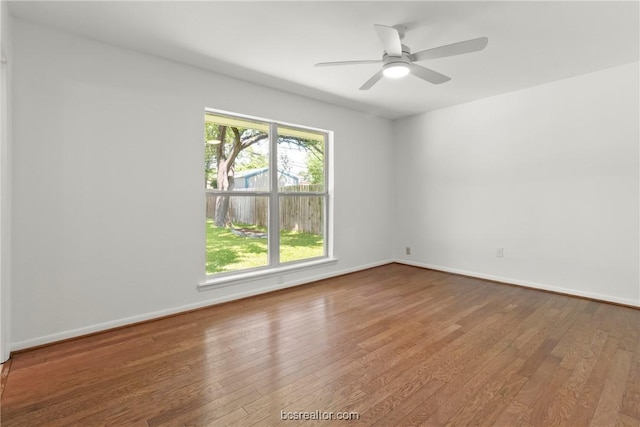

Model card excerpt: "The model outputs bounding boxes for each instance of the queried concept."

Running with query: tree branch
[229,129,268,166]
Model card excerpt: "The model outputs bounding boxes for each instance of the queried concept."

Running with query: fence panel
[229,196,268,228]
[206,184,324,234]
[279,195,323,235]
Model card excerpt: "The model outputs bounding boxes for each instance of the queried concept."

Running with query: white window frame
[199,109,335,290]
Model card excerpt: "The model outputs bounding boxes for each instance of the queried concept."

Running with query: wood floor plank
[493,399,532,427]
[527,365,573,426]
[0,358,11,399]
[590,349,633,427]
[541,329,608,426]
[251,323,463,426]
[567,336,621,426]
[249,323,440,409]
[336,301,533,424]
[1,263,638,426]
[616,413,640,427]
[399,346,522,426]
[621,361,640,420]
[443,356,529,426]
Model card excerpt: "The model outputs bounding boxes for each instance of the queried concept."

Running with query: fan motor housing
[383,46,412,66]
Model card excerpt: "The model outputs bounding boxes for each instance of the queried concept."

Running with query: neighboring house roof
[234,167,268,179]
[235,167,300,187]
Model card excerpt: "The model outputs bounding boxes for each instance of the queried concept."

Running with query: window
[203,110,332,286]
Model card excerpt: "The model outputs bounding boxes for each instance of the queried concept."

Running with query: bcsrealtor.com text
[280,410,360,421]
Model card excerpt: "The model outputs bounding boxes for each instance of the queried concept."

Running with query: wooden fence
[228,196,269,228]
[206,185,324,235]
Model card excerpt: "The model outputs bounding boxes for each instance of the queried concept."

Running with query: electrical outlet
[496,248,504,258]
[405,247,411,255]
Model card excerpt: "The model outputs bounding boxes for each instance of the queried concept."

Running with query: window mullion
[268,122,280,267]
[323,133,329,258]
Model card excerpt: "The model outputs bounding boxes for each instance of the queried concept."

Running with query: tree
[235,146,269,172]
[206,125,268,226]
[303,152,324,185]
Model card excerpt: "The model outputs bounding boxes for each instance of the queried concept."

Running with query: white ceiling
[9,1,640,119]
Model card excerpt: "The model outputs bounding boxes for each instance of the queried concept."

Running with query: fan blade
[359,70,385,91]
[409,63,451,84]
[411,37,488,62]
[315,59,382,67]
[374,24,402,57]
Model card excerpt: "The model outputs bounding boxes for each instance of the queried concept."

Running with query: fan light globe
[383,63,410,79]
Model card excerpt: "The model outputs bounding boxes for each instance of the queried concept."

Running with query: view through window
[204,111,328,276]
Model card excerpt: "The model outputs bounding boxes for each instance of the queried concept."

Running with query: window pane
[205,113,270,192]
[279,195,325,263]
[277,126,325,193]
[206,195,269,274]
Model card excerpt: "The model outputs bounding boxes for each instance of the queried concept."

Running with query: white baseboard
[10,259,393,352]
[395,259,640,308]
[14,257,635,351]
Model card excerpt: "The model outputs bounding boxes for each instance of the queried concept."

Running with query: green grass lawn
[206,219,324,274]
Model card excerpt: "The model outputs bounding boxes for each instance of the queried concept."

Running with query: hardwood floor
[1,263,638,426]
[0,357,10,399]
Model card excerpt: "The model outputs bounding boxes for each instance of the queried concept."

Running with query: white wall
[0,0,13,363]
[11,19,394,349]
[394,62,640,306]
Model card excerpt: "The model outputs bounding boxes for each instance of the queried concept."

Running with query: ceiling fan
[315,24,488,90]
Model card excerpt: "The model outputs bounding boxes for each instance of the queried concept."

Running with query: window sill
[198,258,338,291]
